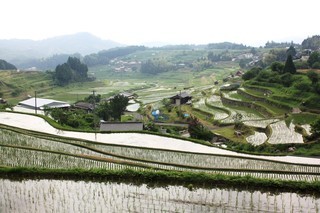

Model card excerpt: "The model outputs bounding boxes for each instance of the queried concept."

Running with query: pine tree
[283,55,296,74]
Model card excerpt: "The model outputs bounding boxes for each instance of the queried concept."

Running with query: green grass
[213,126,247,143]
[2,167,320,194]
[289,113,320,125]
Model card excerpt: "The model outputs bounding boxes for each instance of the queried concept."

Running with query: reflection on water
[1,178,319,212]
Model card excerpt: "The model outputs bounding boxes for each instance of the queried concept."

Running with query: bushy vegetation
[140,59,174,74]
[242,57,320,109]
[188,116,213,141]
[49,94,129,129]
[50,108,97,129]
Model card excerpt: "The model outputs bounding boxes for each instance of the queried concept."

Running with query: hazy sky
[1,0,318,46]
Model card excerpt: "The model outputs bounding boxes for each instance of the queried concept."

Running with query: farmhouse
[73,102,94,112]
[170,92,192,105]
[18,97,70,110]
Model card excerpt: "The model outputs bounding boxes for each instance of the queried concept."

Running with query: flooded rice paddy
[1,178,319,213]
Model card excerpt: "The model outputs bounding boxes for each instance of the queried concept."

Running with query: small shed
[170,92,192,105]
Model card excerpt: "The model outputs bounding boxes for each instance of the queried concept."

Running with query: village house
[170,92,192,105]
[73,102,94,113]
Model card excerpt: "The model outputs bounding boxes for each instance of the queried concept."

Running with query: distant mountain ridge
[0,32,122,65]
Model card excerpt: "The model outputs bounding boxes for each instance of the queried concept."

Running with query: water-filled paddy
[1,178,319,212]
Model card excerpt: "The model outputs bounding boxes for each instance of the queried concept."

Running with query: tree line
[83,46,145,67]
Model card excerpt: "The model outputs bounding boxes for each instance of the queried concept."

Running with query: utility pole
[34,91,37,114]
[179,89,182,117]
[92,90,97,140]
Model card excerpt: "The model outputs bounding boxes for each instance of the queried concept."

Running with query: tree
[85,94,101,104]
[233,112,243,129]
[270,61,284,73]
[286,45,296,58]
[55,63,73,85]
[67,57,88,80]
[280,73,293,87]
[307,71,319,85]
[96,102,111,121]
[307,51,320,67]
[294,80,312,92]
[312,62,320,69]
[54,57,89,85]
[250,47,257,55]
[283,55,296,74]
[239,59,248,69]
[109,94,129,121]
[242,67,261,80]
[311,118,320,138]
[188,116,213,141]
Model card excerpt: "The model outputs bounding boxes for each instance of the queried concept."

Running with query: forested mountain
[0,59,16,70]
[83,46,146,66]
[0,32,122,68]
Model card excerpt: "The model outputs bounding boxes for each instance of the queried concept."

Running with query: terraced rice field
[268,121,304,144]
[243,119,279,128]
[1,113,320,182]
[2,179,320,212]
[246,132,268,146]
[193,98,229,120]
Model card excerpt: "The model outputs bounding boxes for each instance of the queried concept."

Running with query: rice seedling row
[0,146,151,171]
[36,131,320,174]
[2,145,320,182]
[2,126,320,175]
[0,129,107,158]
[2,178,320,212]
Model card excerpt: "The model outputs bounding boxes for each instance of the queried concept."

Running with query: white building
[18,98,70,110]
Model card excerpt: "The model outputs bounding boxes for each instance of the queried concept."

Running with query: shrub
[312,62,320,69]
[294,61,309,69]
[294,80,312,92]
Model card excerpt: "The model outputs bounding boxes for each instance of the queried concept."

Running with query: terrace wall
[220,94,273,118]
[239,87,292,110]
